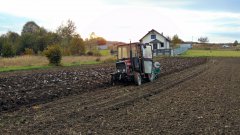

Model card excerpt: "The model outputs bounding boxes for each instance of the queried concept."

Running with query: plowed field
[1,58,240,134]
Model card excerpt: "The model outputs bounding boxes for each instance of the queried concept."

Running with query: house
[139,29,171,56]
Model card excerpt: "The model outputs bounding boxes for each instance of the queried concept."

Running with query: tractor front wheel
[134,72,142,86]
[148,72,155,82]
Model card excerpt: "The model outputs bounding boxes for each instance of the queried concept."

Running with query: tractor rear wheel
[134,72,142,86]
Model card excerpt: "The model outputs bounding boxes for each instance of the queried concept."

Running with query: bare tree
[198,37,209,43]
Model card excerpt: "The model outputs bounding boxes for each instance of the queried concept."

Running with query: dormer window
[151,35,156,39]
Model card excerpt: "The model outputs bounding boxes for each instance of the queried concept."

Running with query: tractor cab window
[118,45,137,59]
[142,45,152,59]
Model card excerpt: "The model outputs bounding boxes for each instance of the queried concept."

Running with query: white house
[140,29,171,52]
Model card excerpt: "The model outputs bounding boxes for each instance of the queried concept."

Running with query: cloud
[182,0,240,13]
[0,0,239,43]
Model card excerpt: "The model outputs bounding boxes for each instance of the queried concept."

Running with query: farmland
[182,50,240,57]
[0,57,206,112]
[1,57,240,134]
[0,55,113,72]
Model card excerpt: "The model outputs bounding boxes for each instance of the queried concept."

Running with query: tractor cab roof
[117,42,140,47]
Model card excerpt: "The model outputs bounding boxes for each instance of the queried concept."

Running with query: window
[161,43,164,48]
[142,46,153,59]
[117,44,138,59]
[151,35,156,39]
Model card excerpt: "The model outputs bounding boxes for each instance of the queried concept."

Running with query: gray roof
[139,29,171,42]
[150,39,163,44]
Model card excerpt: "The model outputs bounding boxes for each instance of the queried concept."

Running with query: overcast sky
[0,0,240,43]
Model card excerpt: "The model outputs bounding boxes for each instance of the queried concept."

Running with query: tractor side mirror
[154,62,161,68]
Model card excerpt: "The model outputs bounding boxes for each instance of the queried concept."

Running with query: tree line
[0,20,106,57]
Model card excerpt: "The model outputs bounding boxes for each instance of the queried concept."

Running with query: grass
[0,65,51,72]
[0,55,115,72]
[99,50,110,56]
[181,50,240,57]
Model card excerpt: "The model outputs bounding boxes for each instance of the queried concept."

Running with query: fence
[172,47,189,55]
[153,47,189,56]
[153,49,172,56]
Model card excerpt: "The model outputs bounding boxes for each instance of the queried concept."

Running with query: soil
[1,58,239,134]
[0,57,206,112]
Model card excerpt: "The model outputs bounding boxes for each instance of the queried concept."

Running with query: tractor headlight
[123,69,126,72]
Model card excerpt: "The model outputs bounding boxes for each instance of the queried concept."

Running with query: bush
[87,51,94,56]
[2,43,14,57]
[102,57,116,63]
[24,48,34,55]
[95,57,101,62]
[94,51,102,56]
[44,45,62,66]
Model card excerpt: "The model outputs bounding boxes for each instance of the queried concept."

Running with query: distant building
[98,45,108,50]
[140,29,170,50]
[222,45,230,48]
[140,29,171,56]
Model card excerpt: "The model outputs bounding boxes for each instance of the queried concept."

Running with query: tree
[69,35,86,55]
[96,37,107,45]
[22,21,40,35]
[2,42,14,57]
[233,40,238,46]
[45,32,61,46]
[56,19,76,40]
[0,35,6,55]
[198,37,209,43]
[6,31,20,54]
[6,31,20,43]
[171,34,182,48]
[85,32,103,51]
[17,33,37,54]
[56,19,78,55]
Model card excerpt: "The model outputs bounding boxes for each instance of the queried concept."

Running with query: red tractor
[111,43,161,85]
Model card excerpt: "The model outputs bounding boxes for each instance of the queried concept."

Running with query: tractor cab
[111,43,160,85]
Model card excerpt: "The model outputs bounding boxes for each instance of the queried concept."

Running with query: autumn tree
[96,37,107,45]
[85,32,107,52]
[171,34,182,48]
[69,35,86,55]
